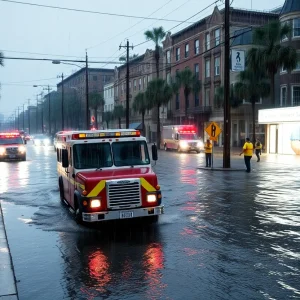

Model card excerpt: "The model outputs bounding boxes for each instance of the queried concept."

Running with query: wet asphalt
[0,143,300,300]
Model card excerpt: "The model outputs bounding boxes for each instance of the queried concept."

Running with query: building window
[281,64,287,73]
[134,79,137,91]
[205,88,210,106]
[143,77,146,89]
[214,56,220,76]
[166,50,171,63]
[93,75,97,81]
[294,55,300,71]
[205,32,210,51]
[176,47,180,61]
[147,75,150,83]
[166,72,171,84]
[194,39,200,55]
[194,64,199,79]
[281,21,289,41]
[185,43,189,58]
[139,78,142,90]
[292,86,300,106]
[176,93,179,110]
[215,28,220,46]
[280,86,287,107]
[205,59,210,78]
[293,18,300,37]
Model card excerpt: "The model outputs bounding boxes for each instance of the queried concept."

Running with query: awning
[129,122,143,130]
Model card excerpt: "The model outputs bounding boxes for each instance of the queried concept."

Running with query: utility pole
[223,0,231,168]
[23,104,25,130]
[28,99,31,134]
[120,40,133,129]
[85,51,89,130]
[58,73,64,130]
[36,95,38,134]
[47,86,51,135]
[17,106,20,130]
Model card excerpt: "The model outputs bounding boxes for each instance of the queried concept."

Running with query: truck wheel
[164,144,168,151]
[75,198,83,224]
[196,150,200,154]
[22,155,26,161]
[59,178,64,201]
[145,215,158,224]
[177,147,181,153]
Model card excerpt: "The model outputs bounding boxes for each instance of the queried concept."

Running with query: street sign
[231,49,245,72]
[205,122,222,139]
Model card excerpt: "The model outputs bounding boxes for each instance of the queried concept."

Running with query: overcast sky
[0,0,284,119]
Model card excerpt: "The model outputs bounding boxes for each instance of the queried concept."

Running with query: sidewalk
[0,201,18,300]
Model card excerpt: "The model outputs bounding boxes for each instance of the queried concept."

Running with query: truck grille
[106,179,141,210]
[6,147,18,154]
[188,142,197,147]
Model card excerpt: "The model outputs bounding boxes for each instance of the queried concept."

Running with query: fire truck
[0,132,26,161]
[162,125,204,153]
[56,129,163,224]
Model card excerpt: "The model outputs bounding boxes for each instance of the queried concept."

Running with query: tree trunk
[94,107,98,129]
[251,98,256,143]
[118,117,121,128]
[184,91,189,124]
[270,74,275,106]
[156,104,161,149]
[142,112,145,137]
[155,46,160,78]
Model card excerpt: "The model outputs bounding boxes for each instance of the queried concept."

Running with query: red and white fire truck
[56,129,163,224]
[0,132,27,161]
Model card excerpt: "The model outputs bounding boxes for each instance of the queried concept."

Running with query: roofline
[57,67,114,87]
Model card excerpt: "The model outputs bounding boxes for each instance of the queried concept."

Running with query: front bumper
[0,154,25,160]
[82,205,164,222]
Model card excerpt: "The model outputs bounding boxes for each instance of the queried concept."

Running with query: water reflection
[59,225,165,299]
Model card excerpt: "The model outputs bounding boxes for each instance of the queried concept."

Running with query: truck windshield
[179,133,197,140]
[0,137,23,145]
[73,142,113,169]
[112,141,150,167]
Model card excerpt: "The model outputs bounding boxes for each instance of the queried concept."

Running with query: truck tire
[59,178,64,201]
[177,146,181,153]
[164,143,168,151]
[21,155,26,161]
[145,215,159,224]
[75,197,83,224]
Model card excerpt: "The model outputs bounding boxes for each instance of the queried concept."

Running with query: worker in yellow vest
[239,137,253,173]
[255,139,263,162]
[204,139,213,167]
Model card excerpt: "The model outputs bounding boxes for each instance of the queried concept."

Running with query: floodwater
[1,143,300,299]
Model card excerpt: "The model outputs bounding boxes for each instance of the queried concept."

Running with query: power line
[0,0,196,23]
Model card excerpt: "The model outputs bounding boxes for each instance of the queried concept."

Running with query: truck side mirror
[62,149,69,168]
[151,144,158,161]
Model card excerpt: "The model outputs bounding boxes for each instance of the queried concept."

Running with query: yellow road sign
[205,122,222,139]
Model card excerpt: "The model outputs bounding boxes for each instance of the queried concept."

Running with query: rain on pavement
[0,142,300,300]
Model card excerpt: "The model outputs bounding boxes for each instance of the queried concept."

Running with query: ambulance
[56,129,163,224]
[162,125,204,153]
[0,132,26,161]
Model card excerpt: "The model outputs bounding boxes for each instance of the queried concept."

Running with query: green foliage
[133,92,148,136]
[113,105,124,128]
[103,111,113,129]
[214,85,243,109]
[89,91,104,110]
[0,51,4,67]
[173,68,201,118]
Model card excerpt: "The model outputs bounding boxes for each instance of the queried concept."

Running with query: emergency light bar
[71,130,141,140]
[0,132,21,138]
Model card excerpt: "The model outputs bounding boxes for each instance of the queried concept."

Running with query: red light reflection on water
[143,242,166,299]
[180,169,197,185]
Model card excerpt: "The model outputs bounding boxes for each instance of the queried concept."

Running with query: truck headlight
[197,142,203,148]
[90,199,101,208]
[0,147,5,155]
[179,141,188,149]
[19,146,26,153]
[44,139,50,145]
[147,194,157,203]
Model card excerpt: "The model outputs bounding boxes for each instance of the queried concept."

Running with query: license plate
[9,155,16,158]
[120,211,134,219]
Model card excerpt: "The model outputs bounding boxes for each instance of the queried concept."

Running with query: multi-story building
[114,49,162,142]
[57,68,114,130]
[162,5,278,146]
[259,0,300,155]
[102,81,114,129]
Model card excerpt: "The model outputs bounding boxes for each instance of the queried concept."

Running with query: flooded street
[1,143,300,299]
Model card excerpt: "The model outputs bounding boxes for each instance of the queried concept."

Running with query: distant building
[102,82,114,129]
[57,68,114,130]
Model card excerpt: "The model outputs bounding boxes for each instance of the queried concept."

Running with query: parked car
[32,134,52,146]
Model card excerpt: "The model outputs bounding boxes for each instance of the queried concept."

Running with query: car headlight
[0,147,5,155]
[90,199,101,208]
[44,139,50,145]
[197,142,203,148]
[179,141,188,148]
[19,146,26,153]
[147,194,157,203]
[35,140,41,145]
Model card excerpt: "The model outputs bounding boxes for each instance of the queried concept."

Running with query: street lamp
[52,52,89,130]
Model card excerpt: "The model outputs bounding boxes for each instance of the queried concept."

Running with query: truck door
[67,145,75,209]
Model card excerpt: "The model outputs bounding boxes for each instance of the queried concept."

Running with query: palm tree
[113,105,125,128]
[173,68,201,122]
[144,27,166,78]
[234,68,270,142]
[247,20,297,104]
[132,92,148,136]
[214,85,243,109]
[102,111,113,129]
[146,78,173,148]
[89,91,105,129]
[119,54,138,62]
[0,51,4,97]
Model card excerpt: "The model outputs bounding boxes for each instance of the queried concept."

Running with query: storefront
[258,106,300,155]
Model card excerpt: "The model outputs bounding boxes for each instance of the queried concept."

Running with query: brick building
[114,49,162,141]
[162,6,278,145]
[57,68,114,130]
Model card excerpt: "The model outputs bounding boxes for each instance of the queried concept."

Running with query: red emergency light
[178,125,196,134]
[0,132,21,138]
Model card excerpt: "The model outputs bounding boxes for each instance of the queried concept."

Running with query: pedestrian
[255,139,262,162]
[204,139,212,167]
[239,137,253,173]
